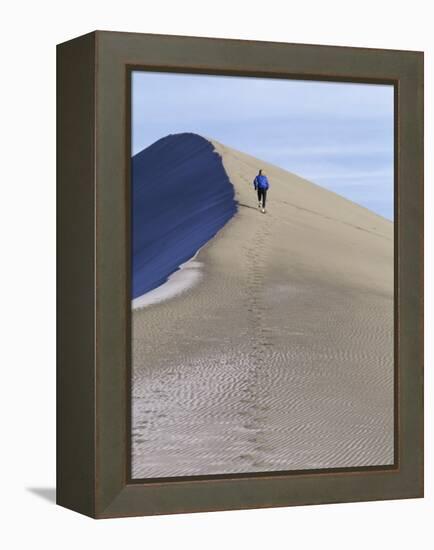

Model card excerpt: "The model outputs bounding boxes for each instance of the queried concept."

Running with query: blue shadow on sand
[132,133,237,300]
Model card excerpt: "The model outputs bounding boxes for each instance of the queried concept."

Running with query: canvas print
[130,71,394,479]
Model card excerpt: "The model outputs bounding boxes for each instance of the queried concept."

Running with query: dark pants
[257,188,267,207]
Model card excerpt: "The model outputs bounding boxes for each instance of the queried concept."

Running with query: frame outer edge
[56,31,97,518]
[397,50,424,498]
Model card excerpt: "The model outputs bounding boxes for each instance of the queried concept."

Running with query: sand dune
[131,133,394,478]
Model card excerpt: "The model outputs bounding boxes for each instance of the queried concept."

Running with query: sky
[132,71,394,220]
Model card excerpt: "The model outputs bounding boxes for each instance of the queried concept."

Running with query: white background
[1,1,431,548]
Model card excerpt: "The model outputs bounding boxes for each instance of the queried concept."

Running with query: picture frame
[57,30,423,519]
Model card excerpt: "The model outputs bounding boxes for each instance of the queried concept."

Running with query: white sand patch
[132,255,203,310]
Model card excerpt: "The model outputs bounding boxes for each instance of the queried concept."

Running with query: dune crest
[131,133,237,301]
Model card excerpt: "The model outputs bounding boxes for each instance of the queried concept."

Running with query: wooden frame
[57,30,424,519]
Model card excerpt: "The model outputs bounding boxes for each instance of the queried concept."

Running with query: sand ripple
[132,207,393,478]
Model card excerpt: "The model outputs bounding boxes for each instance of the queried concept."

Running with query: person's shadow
[237,202,258,211]
[27,487,56,504]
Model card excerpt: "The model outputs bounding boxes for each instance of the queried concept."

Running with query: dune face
[132,133,237,300]
[131,133,394,478]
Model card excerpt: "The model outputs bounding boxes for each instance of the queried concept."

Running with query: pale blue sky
[132,71,394,220]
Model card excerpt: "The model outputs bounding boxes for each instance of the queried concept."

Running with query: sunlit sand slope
[132,133,394,478]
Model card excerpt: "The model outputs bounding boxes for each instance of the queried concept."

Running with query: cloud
[258,144,393,158]
[301,169,392,181]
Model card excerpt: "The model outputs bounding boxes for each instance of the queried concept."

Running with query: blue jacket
[254,174,269,190]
